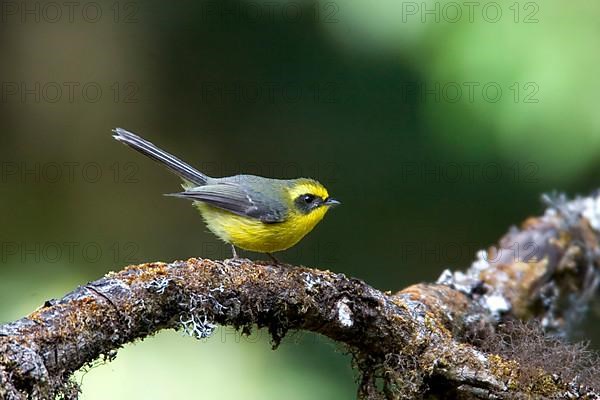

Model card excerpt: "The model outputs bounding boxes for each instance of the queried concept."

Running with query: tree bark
[1,193,599,399]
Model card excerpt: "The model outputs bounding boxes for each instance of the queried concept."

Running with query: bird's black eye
[295,193,321,213]
[301,194,316,204]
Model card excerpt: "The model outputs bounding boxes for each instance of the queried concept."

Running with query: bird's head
[287,179,340,215]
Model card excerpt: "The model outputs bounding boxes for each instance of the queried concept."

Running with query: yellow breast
[194,202,329,253]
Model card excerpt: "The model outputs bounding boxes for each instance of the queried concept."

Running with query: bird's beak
[324,198,341,207]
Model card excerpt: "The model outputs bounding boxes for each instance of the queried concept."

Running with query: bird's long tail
[112,127,208,186]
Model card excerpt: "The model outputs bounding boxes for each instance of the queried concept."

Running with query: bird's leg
[225,245,250,267]
[266,252,280,264]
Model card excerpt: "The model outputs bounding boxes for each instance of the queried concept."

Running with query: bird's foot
[224,257,252,267]
[225,245,251,267]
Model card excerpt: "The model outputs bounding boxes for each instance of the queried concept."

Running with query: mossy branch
[1,193,600,399]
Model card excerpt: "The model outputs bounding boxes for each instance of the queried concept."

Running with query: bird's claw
[224,257,252,267]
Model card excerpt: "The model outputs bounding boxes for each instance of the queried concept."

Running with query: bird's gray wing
[167,183,287,223]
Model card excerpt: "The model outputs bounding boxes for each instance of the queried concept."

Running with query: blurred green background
[1,0,599,398]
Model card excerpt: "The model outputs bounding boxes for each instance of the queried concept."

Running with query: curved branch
[1,193,600,399]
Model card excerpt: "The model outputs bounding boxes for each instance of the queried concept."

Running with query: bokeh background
[1,0,599,398]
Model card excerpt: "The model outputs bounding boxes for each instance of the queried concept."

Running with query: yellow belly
[194,202,329,253]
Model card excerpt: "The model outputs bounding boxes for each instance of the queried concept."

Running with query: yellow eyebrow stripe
[286,180,329,200]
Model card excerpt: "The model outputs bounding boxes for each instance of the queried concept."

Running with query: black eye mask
[294,193,323,214]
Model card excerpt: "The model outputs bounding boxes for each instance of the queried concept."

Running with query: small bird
[112,128,340,261]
